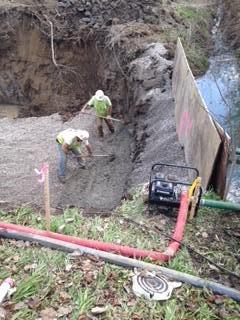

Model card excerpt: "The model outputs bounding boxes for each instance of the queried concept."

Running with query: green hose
[200,198,240,211]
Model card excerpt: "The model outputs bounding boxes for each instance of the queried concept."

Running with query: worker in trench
[82,89,115,137]
[56,128,93,183]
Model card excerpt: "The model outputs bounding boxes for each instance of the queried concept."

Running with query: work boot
[105,119,114,134]
[97,126,104,138]
[58,176,66,184]
[110,127,115,134]
[77,158,86,169]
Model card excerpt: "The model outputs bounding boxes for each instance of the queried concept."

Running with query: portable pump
[151,174,174,198]
[148,163,200,209]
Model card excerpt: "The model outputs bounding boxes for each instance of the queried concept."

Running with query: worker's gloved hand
[106,115,111,119]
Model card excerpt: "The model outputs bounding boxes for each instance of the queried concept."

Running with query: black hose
[123,217,240,279]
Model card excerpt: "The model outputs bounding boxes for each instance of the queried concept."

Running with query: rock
[40,307,57,320]
[57,306,72,317]
[58,1,69,8]
[77,7,85,12]
[84,11,91,17]
[65,263,73,271]
[202,231,208,238]
[91,306,108,315]
[82,17,91,23]
[57,224,66,233]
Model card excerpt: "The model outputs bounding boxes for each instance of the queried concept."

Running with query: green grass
[0,193,169,251]
[164,300,178,320]
[0,238,239,319]
[11,308,37,320]
[153,3,215,75]
[168,247,197,276]
[177,6,202,22]
[13,266,52,302]
[71,288,95,319]
[0,190,240,319]
[176,5,214,74]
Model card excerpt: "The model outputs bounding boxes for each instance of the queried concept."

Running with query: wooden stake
[43,165,51,231]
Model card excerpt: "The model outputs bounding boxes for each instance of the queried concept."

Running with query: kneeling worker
[56,128,92,183]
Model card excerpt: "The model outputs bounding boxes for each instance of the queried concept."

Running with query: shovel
[75,153,116,162]
[80,111,124,123]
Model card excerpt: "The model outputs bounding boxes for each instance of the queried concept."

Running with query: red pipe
[0,193,189,261]
[164,192,189,257]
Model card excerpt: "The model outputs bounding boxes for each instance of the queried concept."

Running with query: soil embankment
[0,1,186,210]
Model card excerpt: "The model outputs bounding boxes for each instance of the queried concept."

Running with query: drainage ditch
[0,7,185,210]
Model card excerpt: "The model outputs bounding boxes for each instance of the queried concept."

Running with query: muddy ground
[0,42,185,210]
[0,1,186,210]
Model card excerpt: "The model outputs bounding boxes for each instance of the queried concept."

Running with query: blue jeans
[57,143,81,177]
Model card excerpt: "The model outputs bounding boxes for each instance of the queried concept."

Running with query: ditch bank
[0,41,185,210]
[0,4,185,210]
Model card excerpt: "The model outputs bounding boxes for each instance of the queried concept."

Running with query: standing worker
[56,128,92,183]
[82,90,115,137]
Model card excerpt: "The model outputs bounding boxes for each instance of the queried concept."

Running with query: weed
[191,302,219,320]
[71,288,95,319]
[119,188,145,218]
[13,266,53,302]
[164,299,177,320]
[11,308,37,320]
[202,189,222,200]
[156,4,215,75]
[168,247,197,275]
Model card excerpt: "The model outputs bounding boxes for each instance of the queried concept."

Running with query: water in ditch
[196,8,240,202]
[0,104,19,119]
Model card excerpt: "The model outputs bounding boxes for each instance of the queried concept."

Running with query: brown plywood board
[172,38,222,189]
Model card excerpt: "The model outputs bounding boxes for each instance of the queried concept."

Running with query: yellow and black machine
[148,163,202,218]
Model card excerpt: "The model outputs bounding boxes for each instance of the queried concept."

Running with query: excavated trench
[0,10,185,211]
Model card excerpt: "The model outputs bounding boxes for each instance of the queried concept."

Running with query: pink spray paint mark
[34,164,49,184]
[178,111,193,139]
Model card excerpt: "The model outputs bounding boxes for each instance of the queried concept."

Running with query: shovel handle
[80,111,123,123]
[75,154,112,158]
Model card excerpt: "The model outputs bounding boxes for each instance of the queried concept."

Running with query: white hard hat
[95,89,104,101]
[76,130,89,141]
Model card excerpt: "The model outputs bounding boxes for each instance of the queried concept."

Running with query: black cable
[123,217,240,279]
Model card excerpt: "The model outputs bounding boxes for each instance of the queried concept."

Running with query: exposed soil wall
[0,10,126,119]
[0,39,184,210]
